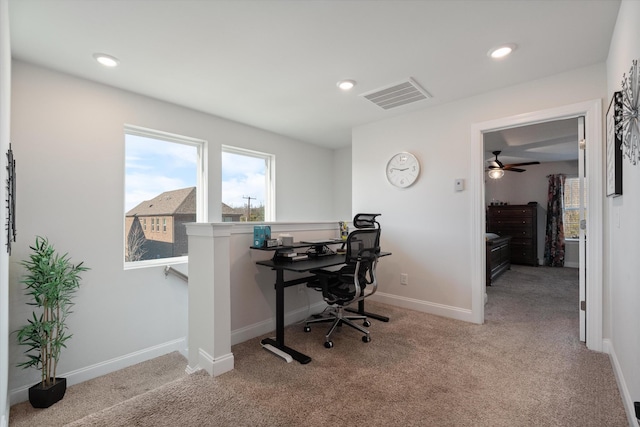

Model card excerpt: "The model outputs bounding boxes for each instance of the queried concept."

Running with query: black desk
[253,243,390,364]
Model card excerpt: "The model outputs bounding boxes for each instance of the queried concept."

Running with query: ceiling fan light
[488,169,505,179]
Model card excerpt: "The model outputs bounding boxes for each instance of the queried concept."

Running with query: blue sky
[125,134,265,212]
[221,152,266,208]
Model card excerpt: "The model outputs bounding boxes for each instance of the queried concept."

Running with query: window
[124,126,206,266]
[563,177,586,240]
[221,146,274,222]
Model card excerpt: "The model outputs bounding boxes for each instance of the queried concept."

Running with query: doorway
[482,117,584,340]
[469,100,604,352]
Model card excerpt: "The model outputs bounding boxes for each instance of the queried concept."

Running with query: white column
[185,223,234,376]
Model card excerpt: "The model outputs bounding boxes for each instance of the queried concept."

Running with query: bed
[486,233,511,285]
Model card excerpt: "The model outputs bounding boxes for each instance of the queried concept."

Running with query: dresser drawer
[488,207,533,218]
[489,217,533,227]
[511,248,536,265]
[489,227,533,238]
[510,239,533,249]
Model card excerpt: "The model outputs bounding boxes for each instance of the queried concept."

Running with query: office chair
[304,226,380,348]
[345,213,389,322]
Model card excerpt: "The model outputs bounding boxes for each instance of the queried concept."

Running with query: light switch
[454,178,465,192]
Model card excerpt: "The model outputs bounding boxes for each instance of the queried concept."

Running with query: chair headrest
[353,213,381,229]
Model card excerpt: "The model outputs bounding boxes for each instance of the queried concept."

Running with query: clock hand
[390,167,409,171]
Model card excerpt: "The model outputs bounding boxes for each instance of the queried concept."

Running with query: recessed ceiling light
[93,53,119,67]
[488,44,517,59]
[337,79,356,91]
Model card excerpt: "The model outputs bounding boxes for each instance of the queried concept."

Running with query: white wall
[485,160,579,266]
[1,0,11,423]
[353,63,605,320]
[333,146,352,220]
[485,161,578,207]
[605,0,640,421]
[8,61,340,399]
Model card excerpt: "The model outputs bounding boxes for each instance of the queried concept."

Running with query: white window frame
[124,125,208,269]
[221,145,275,222]
[563,176,583,242]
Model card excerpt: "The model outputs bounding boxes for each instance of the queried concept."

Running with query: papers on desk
[275,251,309,262]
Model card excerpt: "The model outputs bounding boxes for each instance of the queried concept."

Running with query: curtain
[544,174,565,267]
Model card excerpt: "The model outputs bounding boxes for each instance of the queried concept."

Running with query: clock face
[386,152,420,188]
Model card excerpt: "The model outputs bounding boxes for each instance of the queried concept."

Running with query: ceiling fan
[487,150,540,173]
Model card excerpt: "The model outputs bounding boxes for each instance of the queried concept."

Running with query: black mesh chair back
[352,213,381,253]
[337,228,379,301]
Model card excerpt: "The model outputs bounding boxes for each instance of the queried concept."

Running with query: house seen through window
[124,127,205,265]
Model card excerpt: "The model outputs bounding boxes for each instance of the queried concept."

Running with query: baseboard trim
[1,399,8,427]
[370,293,474,323]
[191,349,234,377]
[230,301,327,345]
[604,339,638,426]
[9,337,186,404]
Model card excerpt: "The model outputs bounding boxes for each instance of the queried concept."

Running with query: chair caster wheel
[324,341,334,348]
[304,326,311,333]
[362,335,371,343]
[363,320,371,327]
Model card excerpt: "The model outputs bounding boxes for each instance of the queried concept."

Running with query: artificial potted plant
[15,236,89,408]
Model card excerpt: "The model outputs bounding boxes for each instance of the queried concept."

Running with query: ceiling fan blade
[503,161,541,167]
[504,167,526,172]
[490,151,504,168]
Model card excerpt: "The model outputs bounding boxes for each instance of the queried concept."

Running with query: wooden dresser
[487,203,539,266]
[486,236,511,285]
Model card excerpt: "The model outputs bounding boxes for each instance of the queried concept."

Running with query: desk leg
[345,300,390,322]
[261,269,312,364]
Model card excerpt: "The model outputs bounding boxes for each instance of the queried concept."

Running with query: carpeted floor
[10,265,629,426]
[9,351,189,426]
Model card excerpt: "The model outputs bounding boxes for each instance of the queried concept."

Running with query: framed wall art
[617,59,640,165]
[6,143,16,253]
[606,91,623,197]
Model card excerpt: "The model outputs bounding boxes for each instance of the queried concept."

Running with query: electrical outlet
[298,285,305,294]
[400,273,408,285]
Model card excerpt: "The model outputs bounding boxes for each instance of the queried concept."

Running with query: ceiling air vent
[360,77,432,110]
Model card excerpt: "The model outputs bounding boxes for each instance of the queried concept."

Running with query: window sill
[124,256,188,270]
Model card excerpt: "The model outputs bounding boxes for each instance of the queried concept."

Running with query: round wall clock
[617,58,640,165]
[386,152,420,188]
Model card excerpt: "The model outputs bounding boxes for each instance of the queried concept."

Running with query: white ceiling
[484,117,580,165]
[8,0,620,152]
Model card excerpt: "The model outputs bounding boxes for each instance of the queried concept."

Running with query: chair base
[304,306,371,347]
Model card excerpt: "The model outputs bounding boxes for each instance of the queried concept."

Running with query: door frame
[470,99,603,352]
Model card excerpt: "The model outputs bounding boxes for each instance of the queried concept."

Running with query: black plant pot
[28,377,66,408]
